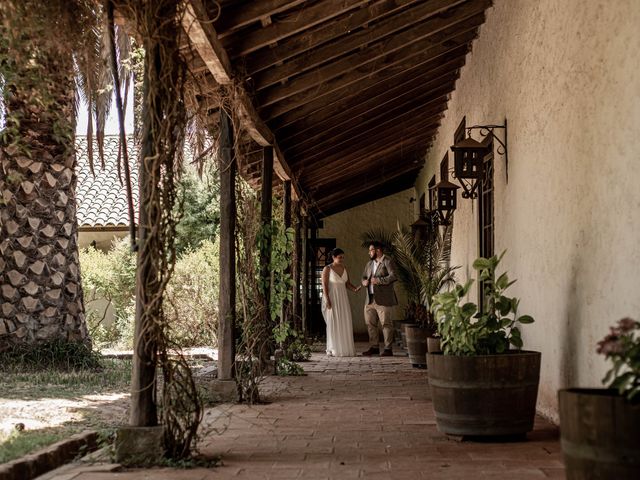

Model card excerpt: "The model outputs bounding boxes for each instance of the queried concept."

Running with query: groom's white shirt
[368,255,384,295]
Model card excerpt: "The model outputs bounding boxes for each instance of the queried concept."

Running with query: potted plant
[428,251,539,437]
[392,219,457,367]
[558,318,640,479]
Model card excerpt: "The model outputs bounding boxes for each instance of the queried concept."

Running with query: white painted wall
[415,0,640,421]
[318,190,415,335]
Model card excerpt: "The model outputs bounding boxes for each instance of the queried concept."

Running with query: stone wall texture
[319,190,415,335]
[415,0,640,421]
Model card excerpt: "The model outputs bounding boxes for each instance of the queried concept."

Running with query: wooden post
[260,147,274,316]
[130,45,160,428]
[282,180,292,325]
[292,202,302,331]
[301,214,308,336]
[218,109,236,380]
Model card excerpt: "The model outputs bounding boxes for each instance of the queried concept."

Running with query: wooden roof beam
[214,0,307,37]
[298,128,437,182]
[289,92,452,161]
[260,31,475,121]
[257,3,490,106]
[244,0,427,76]
[252,0,467,89]
[271,45,468,129]
[182,0,299,199]
[280,71,460,149]
[223,0,371,58]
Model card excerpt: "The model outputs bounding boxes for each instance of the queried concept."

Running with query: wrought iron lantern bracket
[466,119,508,181]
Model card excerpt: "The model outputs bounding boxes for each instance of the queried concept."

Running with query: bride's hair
[330,248,344,259]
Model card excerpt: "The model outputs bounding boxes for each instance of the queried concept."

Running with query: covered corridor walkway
[42,345,564,480]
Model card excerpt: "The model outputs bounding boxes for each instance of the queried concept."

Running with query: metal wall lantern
[431,179,459,226]
[450,120,508,199]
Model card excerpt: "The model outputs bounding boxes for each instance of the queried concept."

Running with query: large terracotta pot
[405,325,429,368]
[427,350,541,436]
[558,388,640,479]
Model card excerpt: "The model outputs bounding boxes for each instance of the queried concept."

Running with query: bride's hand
[326,300,332,310]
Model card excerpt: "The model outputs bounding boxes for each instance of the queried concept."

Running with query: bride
[321,248,361,357]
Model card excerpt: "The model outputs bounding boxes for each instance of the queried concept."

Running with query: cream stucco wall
[415,0,640,422]
[318,190,415,335]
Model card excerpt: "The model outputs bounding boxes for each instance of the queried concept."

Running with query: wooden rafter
[243,0,426,76]
[181,0,300,199]
[298,129,437,183]
[251,0,466,90]
[280,72,459,151]
[214,0,307,38]
[256,4,489,107]
[223,0,370,57]
[287,94,448,162]
[260,31,475,121]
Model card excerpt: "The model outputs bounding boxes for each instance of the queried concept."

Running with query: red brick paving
[41,344,565,479]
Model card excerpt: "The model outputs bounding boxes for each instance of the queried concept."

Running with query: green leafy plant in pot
[428,251,540,437]
[558,318,640,479]
[392,219,456,367]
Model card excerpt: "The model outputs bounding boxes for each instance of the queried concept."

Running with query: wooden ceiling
[184,0,492,218]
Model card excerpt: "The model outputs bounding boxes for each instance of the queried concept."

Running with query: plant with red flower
[597,317,640,401]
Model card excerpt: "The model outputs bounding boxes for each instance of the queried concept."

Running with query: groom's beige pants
[364,301,394,350]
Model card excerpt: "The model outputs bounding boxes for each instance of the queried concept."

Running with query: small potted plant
[558,318,640,479]
[404,302,436,368]
[428,251,539,437]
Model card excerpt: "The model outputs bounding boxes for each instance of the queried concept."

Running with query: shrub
[164,239,219,347]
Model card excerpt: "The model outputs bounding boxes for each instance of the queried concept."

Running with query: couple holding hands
[321,241,398,357]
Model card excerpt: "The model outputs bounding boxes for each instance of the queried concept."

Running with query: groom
[361,241,398,357]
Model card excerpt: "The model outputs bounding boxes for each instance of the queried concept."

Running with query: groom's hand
[371,277,380,285]
[361,279,369,286]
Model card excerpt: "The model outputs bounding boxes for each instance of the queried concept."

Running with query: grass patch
[0,427,70,464]
[0,358,132,400]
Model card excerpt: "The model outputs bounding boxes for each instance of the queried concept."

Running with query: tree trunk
[0,4,89,348]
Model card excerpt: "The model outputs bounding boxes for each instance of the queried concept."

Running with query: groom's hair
[370,241,383,250]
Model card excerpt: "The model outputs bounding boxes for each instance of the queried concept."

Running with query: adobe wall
[318,189,415,335]
[415,0,640,421]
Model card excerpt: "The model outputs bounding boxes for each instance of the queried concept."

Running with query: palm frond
[360,228,395,255]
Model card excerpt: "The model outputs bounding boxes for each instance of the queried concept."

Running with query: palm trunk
[0,5,89,348]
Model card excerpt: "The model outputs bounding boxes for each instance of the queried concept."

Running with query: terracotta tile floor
[42,343,565,479]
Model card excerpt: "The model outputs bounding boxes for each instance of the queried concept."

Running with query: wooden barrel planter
[426,350,541,436]
[427,336,441,353]
[405,325,429,368]
[400,321,417,350]
[558,388,640,479]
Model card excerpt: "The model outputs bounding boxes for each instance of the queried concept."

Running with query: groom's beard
[369,252,376,260]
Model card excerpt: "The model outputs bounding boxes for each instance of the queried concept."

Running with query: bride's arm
[321,266,332,309]
[345,269,362,293]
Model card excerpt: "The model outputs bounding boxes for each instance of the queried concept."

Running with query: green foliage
[257,200,295,323]
[0,428,68,464]
[80,237,136,349]
[174,170,220,256]
[80,236,219,349]
[0,339,102,371]
[431,251,535,356]
[597,318,640,402]
[276,358,305,376]
[273,323,311,362]
[164,239,219,347]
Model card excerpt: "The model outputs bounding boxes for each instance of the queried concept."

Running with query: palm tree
[0,0,129,348]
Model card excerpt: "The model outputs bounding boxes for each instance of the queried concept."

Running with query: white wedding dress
[322,268,356,357]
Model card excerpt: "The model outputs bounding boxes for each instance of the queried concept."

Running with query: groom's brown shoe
[362,347,380,356]
[380,349,393,357]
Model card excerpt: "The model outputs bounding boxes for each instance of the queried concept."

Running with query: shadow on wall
[557,254,581,394]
